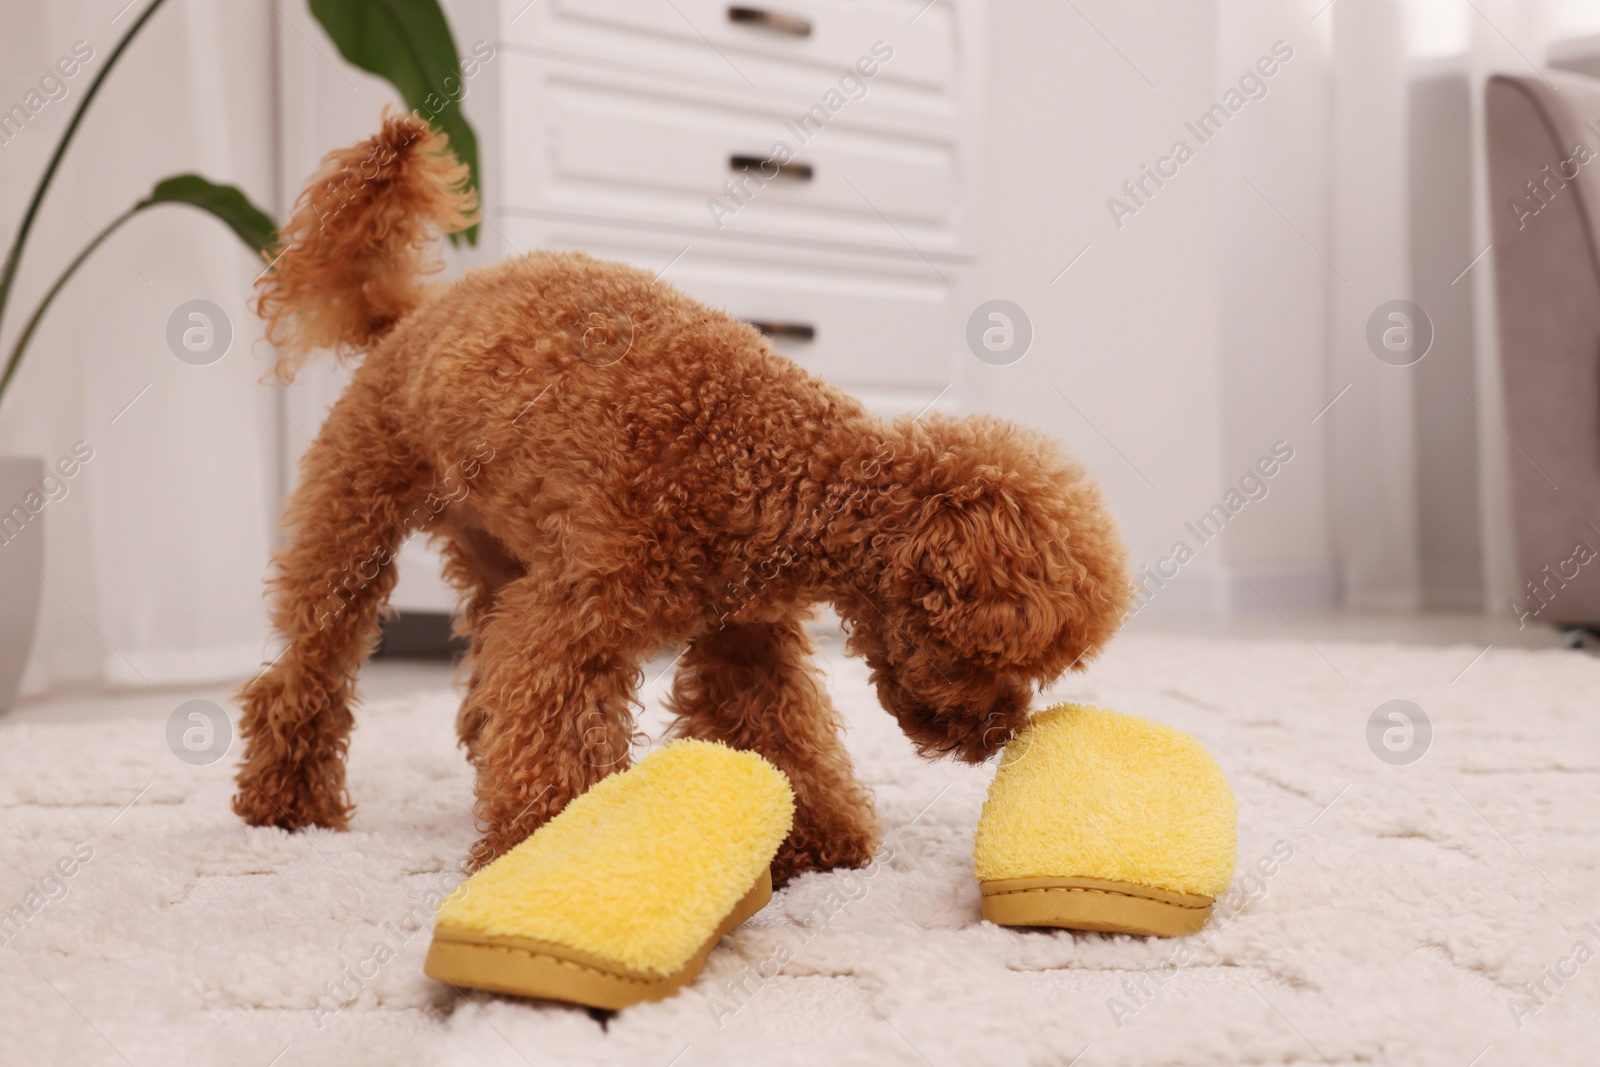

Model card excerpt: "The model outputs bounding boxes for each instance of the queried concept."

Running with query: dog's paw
[232,776,350,832]
[771,821,880,886]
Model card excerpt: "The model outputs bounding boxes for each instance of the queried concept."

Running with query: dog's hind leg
[233,375,428,832]
[435,521,528,765]
[665,614,881,884]
[462,576,646,869]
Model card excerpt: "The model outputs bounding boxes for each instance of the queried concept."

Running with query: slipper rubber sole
[980,875,1213,938]
[424,868,772,1009]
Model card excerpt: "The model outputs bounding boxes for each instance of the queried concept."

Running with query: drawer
[497,216,968,417]
[499,56,966,256]
[502,0,963,102]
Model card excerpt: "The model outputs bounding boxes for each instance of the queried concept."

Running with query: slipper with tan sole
[973,703,1237,938]
[425,739,794,1008]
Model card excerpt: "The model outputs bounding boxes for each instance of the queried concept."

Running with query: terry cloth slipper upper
[973,703,1237,937]
[425,739,795,1008]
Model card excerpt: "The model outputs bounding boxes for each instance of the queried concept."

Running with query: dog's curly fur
[232,113,1131,884]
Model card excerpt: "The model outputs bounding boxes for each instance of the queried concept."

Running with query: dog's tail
[255,110,478,382]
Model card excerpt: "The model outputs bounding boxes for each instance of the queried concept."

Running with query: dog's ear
[889,479,1043,653]
[843,546,1033,763]
[888,473,1126,677]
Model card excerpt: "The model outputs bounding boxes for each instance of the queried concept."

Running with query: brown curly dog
[232,113,1130,884]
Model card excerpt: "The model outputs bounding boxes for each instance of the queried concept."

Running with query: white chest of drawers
[489,0,986,417]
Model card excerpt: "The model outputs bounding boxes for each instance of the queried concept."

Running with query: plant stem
[0,0,170,410]
[0,203,149,401]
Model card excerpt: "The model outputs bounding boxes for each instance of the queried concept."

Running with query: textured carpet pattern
[1,634,1597,1066]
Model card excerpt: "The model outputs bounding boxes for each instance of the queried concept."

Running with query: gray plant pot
[0,456,44,713]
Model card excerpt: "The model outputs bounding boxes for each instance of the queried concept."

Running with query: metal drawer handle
[745,320,816,341]
[727,6,812,37]
[729,154,814,181]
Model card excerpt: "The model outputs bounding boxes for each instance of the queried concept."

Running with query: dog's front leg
[665,615,880,884]
[461,577,644,869]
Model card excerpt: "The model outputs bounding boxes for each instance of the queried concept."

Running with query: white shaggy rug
[2,633,1597,1066]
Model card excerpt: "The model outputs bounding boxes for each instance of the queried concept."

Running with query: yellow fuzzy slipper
[424,740,794,1008]
[974,703,1236,938]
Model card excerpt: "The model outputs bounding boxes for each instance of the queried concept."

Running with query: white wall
[8,0,1494,701]
[979,0,1338,617]
[1215,0,1336,602]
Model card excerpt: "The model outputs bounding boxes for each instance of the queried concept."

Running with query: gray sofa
[1487,72,1600,627]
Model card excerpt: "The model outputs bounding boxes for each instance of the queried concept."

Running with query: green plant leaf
[309,0,481,245]
[2,175,278,403]
[146,175,278,255]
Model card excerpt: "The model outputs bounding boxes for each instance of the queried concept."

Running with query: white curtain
[1331,0,1562,611]
[0,0,279,693]
[1465,0,1549,612]
[1329,0,1421,611]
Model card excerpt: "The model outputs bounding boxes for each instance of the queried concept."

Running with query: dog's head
[839,415,1129,763]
